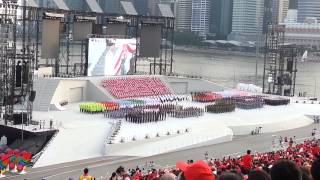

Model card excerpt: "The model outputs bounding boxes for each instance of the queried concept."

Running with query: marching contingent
[79,91,292,124]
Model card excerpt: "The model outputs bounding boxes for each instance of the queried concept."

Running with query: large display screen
[87,38,136,76]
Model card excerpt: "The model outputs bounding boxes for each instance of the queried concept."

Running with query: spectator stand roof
[120,1,138,16]
[53,0,69,10]
[22,1,175,22]
[84,0,103,13]
[157,4,174,18]
[26,0,38,7]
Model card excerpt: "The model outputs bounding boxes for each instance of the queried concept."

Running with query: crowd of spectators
[78,138,320,180]
[102,77,171,99]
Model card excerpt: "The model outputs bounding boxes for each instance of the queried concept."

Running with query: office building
[298,0,320,23]
[229,0,265,41]
[176,0,192,31]
[210,0,233,39]
[278,0,289,23]
[191,0,210,38]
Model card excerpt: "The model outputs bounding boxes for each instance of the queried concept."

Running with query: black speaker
[12,113,28,125]
[93,24,103,35]
[287,59,293,72]
[284,89,291,96]
[29,91,36,102]
[16,63,22,87]
[4,96,15,105]
[277,76,283,85]
[22,61,29,84]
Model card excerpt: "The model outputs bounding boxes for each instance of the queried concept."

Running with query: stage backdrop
[41,19,60,59]
[87,38,136,76]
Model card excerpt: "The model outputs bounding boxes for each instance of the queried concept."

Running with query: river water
[173,50,320,98]
[37,45,319,98]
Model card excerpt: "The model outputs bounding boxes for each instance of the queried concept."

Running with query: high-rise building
[210,0,233,39]
[284,0,298,23]
[272,0,280,22]
[289,0,297,9]
[263,0,273,34]
[278,0,289,23]
[176,0,192,31]
[191,0,210,38]
[298,0,320,23]
[229,0,265,41]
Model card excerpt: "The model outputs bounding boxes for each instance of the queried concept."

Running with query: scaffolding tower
[263,24,298,96]
[0,0,18,124]
[0,0,35,125]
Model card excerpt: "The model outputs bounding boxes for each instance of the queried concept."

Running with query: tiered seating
[102,77,171,99]
[103,138,320,180]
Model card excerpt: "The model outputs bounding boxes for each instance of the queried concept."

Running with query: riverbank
[174,46,263,58]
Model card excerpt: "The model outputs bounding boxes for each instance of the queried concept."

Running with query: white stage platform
[31,99,320,167]
[33,105,112,168]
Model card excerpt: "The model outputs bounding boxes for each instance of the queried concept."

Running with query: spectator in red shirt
[131,170,141,180]
[242,150,253,173]
[176,160,215,180]
[148,169,158,180]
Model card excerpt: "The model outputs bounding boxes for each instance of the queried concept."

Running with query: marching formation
[79,91,291,123]
[235,96,264,109]
[170,106,204,118]
[125,110,167,123]
[205,99,236,113]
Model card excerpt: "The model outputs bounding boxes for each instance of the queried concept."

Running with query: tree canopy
[173,31,202,46]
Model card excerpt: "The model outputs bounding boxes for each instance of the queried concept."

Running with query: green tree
[173,31,202,46]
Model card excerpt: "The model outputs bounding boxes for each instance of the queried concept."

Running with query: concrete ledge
[229,115,314,135]
[104,123,233,157]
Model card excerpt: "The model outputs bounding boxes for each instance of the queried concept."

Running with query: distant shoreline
[174,46,263,58]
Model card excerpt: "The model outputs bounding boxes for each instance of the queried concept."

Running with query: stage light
[117,16,124,20]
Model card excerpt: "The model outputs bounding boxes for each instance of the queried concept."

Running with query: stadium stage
[24,75,320,167]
